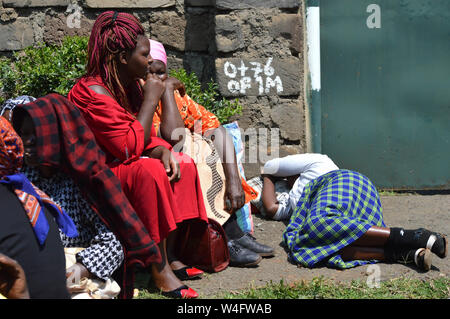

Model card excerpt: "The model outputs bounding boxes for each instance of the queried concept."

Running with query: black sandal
[425,233,448,259]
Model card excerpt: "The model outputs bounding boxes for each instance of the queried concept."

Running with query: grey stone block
[150,12,186,51]
[0,8,18,22]
[0,18,34,51]
[84,0,175,8]
[215,15,244,53]
[270,14,303,54]
[270,102,303,141]
[185,0,214,6]
[3,0,69,7]
[216,57,301,97]
[216,0,300,10]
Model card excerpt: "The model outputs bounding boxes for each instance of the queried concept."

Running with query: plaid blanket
[283,169,386,269]
[12,94,161,298]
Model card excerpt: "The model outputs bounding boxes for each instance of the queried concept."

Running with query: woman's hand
[224,175,245,213]
[145,146,181,182]
[0,253,30,299]
[66,262,90,282]
[164,77,186,97]
[139,73,166,105]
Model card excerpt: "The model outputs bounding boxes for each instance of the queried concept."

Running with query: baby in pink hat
[149,39,167,67]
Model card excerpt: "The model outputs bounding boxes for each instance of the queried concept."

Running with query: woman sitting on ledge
[69,11,209,298]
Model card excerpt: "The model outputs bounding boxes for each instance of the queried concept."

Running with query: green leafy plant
[0,36,88,104]
[169,68,242,124]
[0,36,241,124]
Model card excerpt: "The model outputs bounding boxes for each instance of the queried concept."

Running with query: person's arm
[84,78,170,162]
[137,73,167,145]
[145,145,181,182]
[261,174,279,218]
[205,126,245,213]
[0,253,30,299]
[158,77,186,146]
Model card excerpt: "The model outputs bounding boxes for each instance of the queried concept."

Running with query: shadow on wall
[183,0,217,89]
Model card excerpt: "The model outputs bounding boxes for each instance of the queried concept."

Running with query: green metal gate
[310,0,450,190]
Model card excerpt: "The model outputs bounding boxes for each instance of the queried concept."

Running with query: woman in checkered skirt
[261,159,447,271]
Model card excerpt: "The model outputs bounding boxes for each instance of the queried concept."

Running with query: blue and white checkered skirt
[283,169,386,269]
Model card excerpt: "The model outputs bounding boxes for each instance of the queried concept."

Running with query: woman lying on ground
[148,39,274,267]
[3,94,161,299]
[69,11,210,298]
[260,154,447,271]
[0,115,76,299]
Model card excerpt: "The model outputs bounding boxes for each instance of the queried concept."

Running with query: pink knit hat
[149,39,167,66]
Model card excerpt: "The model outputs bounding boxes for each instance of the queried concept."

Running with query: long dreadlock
[86,11,145,112]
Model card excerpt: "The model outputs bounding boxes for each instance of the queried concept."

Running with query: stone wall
[0,0,306,178]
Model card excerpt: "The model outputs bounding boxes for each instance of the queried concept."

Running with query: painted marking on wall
[224,58,283,95]
[306,6,321,91]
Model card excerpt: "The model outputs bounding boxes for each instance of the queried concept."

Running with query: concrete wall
[0,0,307,178]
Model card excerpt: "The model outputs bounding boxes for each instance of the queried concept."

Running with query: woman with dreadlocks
[68,11,207,299]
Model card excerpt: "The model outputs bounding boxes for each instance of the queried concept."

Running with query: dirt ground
[186,194,450,298]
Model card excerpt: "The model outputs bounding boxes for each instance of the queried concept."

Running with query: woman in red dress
[68,11,207,298]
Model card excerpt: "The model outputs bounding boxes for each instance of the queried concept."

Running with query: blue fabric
[1,173,78,246]
[223,121,253,233]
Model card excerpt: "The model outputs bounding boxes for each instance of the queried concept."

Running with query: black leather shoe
[228,240,262,267]
[235,233,275,257]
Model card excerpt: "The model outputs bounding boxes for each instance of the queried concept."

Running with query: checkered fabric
[247,176,291,217]
[23,166,124,281]
[12,94,161,298]
[283,169,386,269]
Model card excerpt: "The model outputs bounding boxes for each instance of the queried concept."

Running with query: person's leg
[223,214,245,240]
[349,226,390,247]
[349,225,447,258]
[223,214,275,265]
[150,239,183,291]
[340,246,385,261]
[149,239,198,298]
[340,245,432,271]
[341,225,443,271]
[114,160,198,297]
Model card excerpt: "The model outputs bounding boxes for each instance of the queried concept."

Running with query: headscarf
[149,39,167,66]
[11,94,161,299]
[0,95,36,122]
[0,116,78,245]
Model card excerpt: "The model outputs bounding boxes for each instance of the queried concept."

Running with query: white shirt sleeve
[272,192,292,220]
[263,154,339,213]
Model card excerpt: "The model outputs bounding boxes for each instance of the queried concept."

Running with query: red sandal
[173,267,204,281]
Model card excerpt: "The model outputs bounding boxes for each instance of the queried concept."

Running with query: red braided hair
[86,11,145,111]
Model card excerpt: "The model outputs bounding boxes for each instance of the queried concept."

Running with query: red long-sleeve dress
[68,76,207,243]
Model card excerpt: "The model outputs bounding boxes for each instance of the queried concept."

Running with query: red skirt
[110,152,208,244]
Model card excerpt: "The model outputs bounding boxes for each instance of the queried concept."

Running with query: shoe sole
[230,256,262,268]
[441,235,448,258]
[259,252,276,258]
[422,249,432,271]
[428,234,448,259]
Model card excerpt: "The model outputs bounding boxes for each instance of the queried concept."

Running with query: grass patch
[133,275,449,299]
[219,277,450,299]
